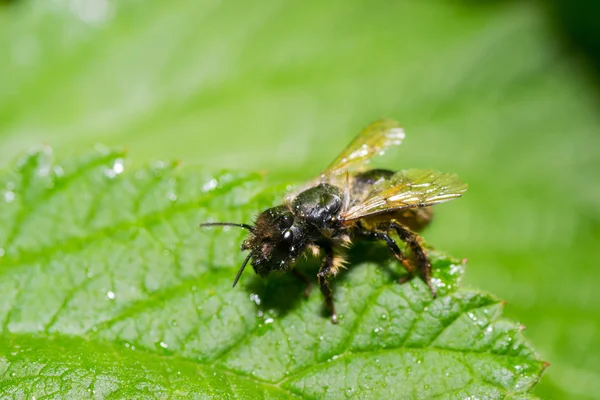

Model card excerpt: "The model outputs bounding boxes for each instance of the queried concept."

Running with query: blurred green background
[1,0,599,398]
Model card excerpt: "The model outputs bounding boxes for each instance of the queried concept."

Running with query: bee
[201,119,467,323]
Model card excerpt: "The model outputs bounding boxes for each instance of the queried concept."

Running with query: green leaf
[0,148,546,398]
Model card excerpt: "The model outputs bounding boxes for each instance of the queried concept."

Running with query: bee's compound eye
[275,213,294,229]
[282,229,293,243]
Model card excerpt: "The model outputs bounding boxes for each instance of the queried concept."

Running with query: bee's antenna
[232,253,252,288]
[199,222,255,232]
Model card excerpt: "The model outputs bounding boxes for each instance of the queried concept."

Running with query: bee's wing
[321,119,406,180]
[341,169,467,222]
[286,119,405,205]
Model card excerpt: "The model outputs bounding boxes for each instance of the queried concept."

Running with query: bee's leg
[389,221,436,298]
[317,244,337,324]
[292,269,312,298]
[361,228,415,282]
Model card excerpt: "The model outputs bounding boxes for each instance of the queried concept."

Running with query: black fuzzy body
[243,169,432,287]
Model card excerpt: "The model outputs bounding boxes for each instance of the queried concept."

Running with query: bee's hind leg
[360,228,415,283]
[388,221,437,298]
[316,244,338,324]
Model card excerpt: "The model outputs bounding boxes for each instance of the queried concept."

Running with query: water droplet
[159,341,168,349]
[250,293,261,305]
[0,248,5,257]
[114,159,125,173]
[264,318,274,324]
[380,314,388,320]
[319,336,324,341]
[4,191,15,203]
[167,192,178,202]
[104,159,123,178]
[106,291,116,300]
[124,343,130,348]
[202,178,218,192]
[171,320,178,327]
[431,277,445,288]
[449,264,461,275]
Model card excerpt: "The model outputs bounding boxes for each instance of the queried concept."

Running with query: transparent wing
[341,169,467,222]
[286,119,405,203]
[321,118,406,180]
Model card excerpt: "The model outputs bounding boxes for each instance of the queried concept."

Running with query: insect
[201,119,467,323]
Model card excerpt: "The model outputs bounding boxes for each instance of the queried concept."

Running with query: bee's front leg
[316,244,338,324]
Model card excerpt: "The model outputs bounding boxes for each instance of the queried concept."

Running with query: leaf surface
[0,149,546,398]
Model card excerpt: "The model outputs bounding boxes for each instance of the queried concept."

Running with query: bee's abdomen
[359,207,434,232]
[351,169,434,232]
[350,169,394,203]
[390,207,434,232]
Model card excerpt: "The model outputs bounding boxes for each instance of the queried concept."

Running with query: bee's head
[243,205,306,279]
[200,205,306,287]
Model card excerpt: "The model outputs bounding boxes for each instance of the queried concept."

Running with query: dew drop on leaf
[202,178,218,192]
[104,158,124,178]
[249,293,261,305]
[3,191,15,203]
